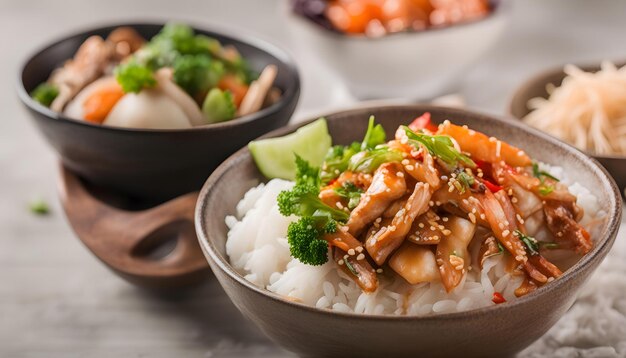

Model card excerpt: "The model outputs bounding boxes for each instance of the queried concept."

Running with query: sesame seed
[489,137,497,143]
[468,213,476,223]
[442,217,449,222]
[441,175,448,180]
[356,246,363,253]
[418,223,425,228]
[405,165,414,171]
[356,253,365,260]
[430,226,436,231]
[338,259,344,265]
[442,229,452,236]
[336,202,344,209]
[348,249,356,256]
[429,201,434,207]
[402,159,410,165]
[511,197,518,204]
[435,201,442,206]
[498,223,504,230]
[397,172,404,178]
[468,129,476,135]
[502,230,510,237]
[480,213,486,220]
[376,268,383,273]
[517,151,525,157]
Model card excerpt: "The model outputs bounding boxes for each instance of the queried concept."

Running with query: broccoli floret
[294,154,321,187]
[202,88,236,123]
[30,83,59,107]
[114,61,156,93]
[277,183,348,222]
[173,54,225,97]
[287,217,334,266]
[277,157,350,266]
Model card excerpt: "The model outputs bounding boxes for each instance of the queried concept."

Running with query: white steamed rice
[224,165,603,316]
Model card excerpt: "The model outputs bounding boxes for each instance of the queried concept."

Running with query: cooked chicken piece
[432,186,489,227]
[107,26,145,60]
[366,182,431,265]
[50,36,113,112]
[544,200,592,254]
[346,163,407,236]
[333,247,378,293]
[389,242,440,284]
[435,216,476,292]
[402,153,441,190]
[406,210,444,245]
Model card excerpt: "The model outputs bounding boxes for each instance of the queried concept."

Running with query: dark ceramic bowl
[18,22,300,201]
[508,61,626,197]
[196,105,621,358]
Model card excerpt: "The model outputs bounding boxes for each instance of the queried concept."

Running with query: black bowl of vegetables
[17,22,300,201]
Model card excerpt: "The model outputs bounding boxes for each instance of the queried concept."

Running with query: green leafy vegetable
[115,61,157,93]
[515,230,539,256]
[29,199,50,215]
[334,181,363,209]
[30,83,59,107]
[361,116,386,150]
[403,126,475,168]
[202,88,236,123]
[348,147,403,173]
[277,156,349,266]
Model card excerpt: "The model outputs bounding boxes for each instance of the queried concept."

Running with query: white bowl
[287,1,511,99]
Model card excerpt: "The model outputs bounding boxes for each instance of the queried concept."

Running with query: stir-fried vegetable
[403,126,475,167]
[202,88,236,123]
[277,156,349,265]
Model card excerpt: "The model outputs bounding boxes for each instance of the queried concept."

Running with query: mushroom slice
[238,65,277,116]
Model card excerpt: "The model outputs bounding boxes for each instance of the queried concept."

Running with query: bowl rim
[287,0,509,42]
[507,59,626,160]
[16,20,300,134]
[196,104,622,321]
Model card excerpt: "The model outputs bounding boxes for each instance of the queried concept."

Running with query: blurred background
[2,0,626,357]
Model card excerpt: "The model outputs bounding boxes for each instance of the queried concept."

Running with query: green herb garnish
[344,259,359,277]
[455,171,475,194]
[403,126,475,168]
[539,242,561,250]
[30,83,59,107]
[532,162,559,196]
[320,117,390,183]
[334,181,363,209]
[515,230,539,256]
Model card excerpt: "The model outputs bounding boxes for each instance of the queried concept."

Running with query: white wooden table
[1,1,625,357]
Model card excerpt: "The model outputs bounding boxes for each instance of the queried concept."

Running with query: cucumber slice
[249,118,332,180]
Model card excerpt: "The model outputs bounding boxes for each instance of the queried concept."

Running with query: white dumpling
[104,89,192,129]
[63,76,118,120]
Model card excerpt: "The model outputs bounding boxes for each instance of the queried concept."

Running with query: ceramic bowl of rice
[195,105,621,358]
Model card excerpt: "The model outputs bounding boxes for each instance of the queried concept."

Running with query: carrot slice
[83,82,125,123]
